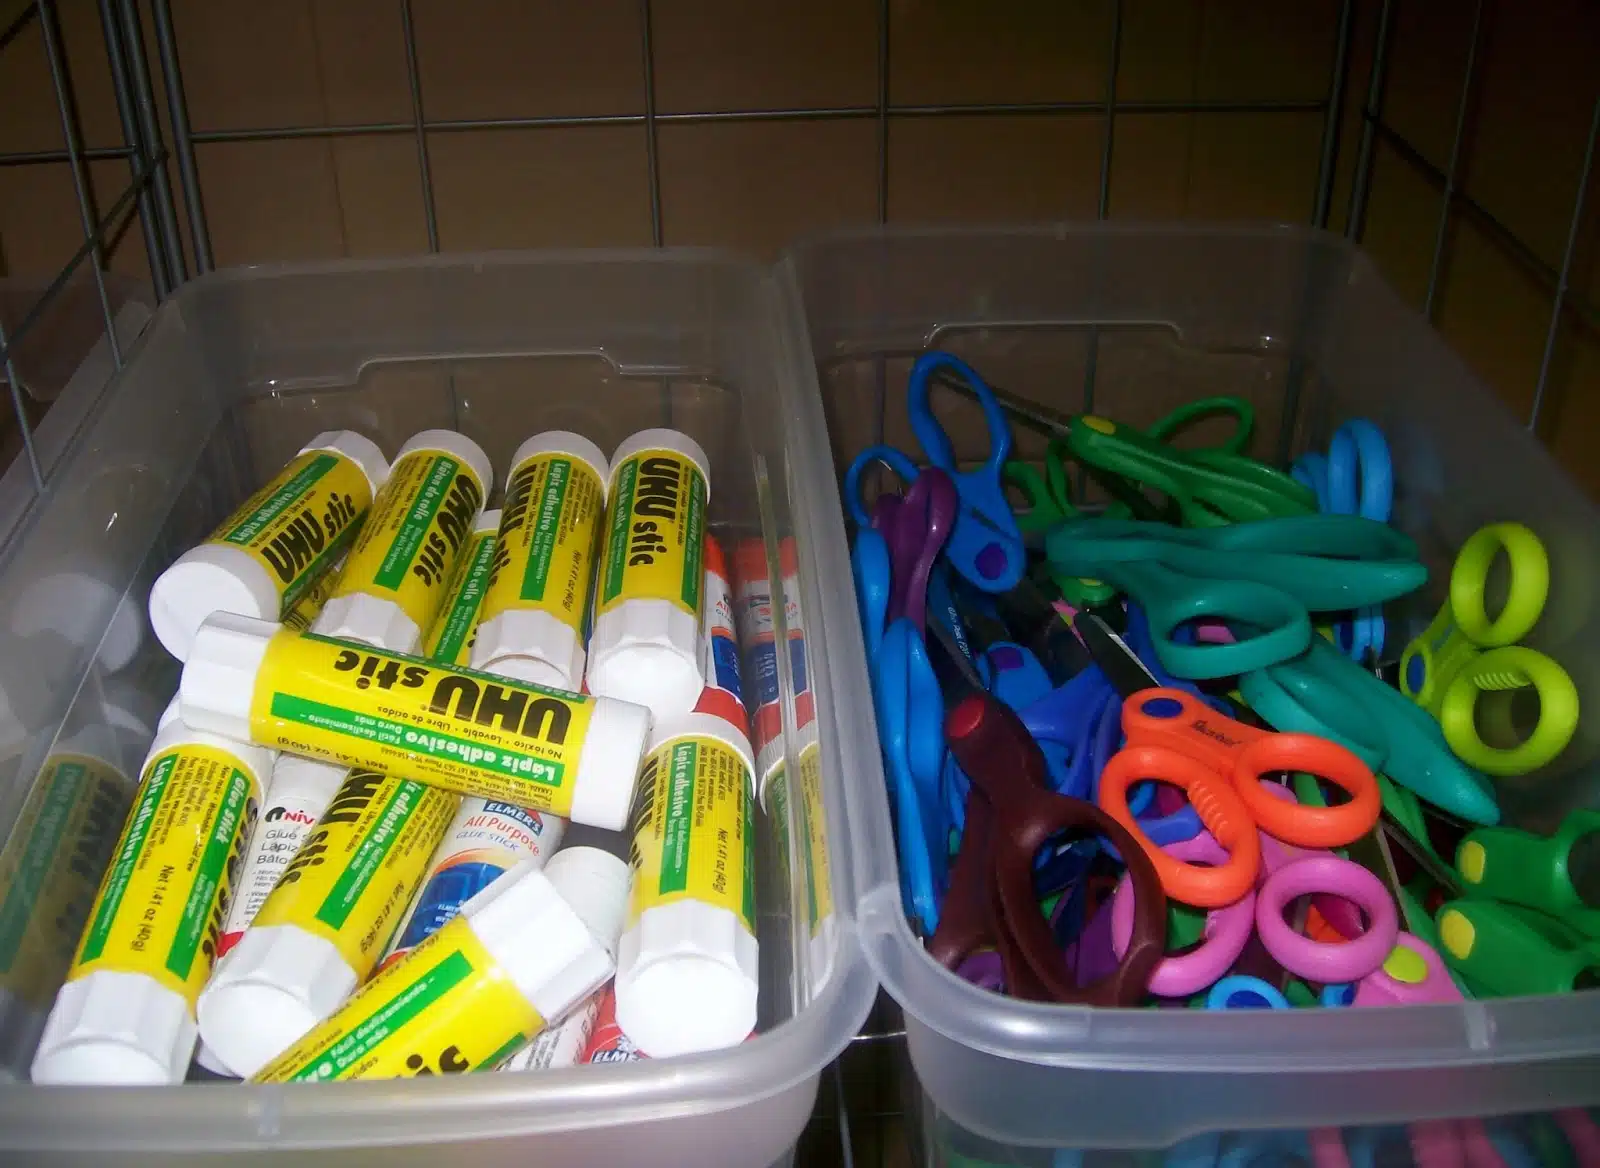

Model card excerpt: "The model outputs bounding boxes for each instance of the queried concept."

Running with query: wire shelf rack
[2,3,1597,1164]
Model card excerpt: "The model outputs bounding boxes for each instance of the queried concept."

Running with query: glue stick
[0,727,136,1079]
[758,725,837,994]
[180,615,649,830]
[31,702,272,1085]
[732,537,812,752]
[614,709,758,1057]
[694,536,746,734]
[378,797,564,973]
[150,432,388,661]
[578,985,646,1065]
[252,845,627,1082]
[472,434,608,689]
[499,986,600,1072]
[421,510,500,667]
[280,552,346,633]
[195,766,457,1077]
[313,430,492,653]
[587,429,710,721]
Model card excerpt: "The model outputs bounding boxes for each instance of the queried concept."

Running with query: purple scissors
[871,468,959,632]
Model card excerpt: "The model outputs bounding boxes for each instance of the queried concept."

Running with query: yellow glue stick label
[68,746,262,1005]
[598,449,705,619]
[0,753,133,1008]
[627,735,755,933]
[211,449,370,614]
[249,631,597,816]
[255,913,539,1081]
[482,453,605,637]
[763,742,833,943]
[253,770,455,975]
[335,447,487,636]
[282,551,348,633]
[423,527,497,666]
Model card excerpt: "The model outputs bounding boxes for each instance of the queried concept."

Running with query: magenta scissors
[1109,785,1398,996]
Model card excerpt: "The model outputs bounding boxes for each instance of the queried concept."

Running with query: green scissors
[1044,514,1426,679]
[1003,448,1121,608]
[1400,522,1579,777]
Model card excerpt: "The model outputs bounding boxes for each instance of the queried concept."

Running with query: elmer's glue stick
[421,510,500,667]
[732,537,812,752]
[252,845,627,1081]
[587,429,710,721]
[378,797,564,973]
[150,431,388,661]
[614,710,758,1057]
[180,615,650,830]
[31,702,272,1085]
[195,768,457,1077]
[694,535,745,734]
[472,433,609,689]
[313,430,492,654]
[500,986,600,1071]
[579,985,645,1065]
[0,728,136,1079]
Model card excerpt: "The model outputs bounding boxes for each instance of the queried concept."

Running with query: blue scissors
[1291,419,1394,664]
[844,351,1026,593]
[1044,515,1427,680]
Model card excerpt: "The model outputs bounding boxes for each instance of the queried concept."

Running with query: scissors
[1290,419,1394,664]
[922,617,1168,1004]
[1002,456,1122,609]
[1453,811,1600,938]
[1109,784,1398,997]
[1085,615,1382,908]
[1242,636,1501,826]
[1399,522,1579,777]
[844,351,1026,592]
[854,524,947,935]
[1045,515,1427,680]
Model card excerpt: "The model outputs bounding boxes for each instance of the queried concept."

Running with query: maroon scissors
[924,621,1168,1004]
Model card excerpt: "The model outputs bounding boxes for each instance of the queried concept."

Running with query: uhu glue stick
[614,709,758,1057]
[472,433,609,689]
[180,616,650,830]
[31,701,272,1085]
[313,430,492,654]
[252,846,626,1082]
[149,432,388,661]
[586,429,710,721]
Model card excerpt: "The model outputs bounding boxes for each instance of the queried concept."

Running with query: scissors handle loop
[1098,743,1261,907]
[907,351,1013,475]
[1325,419,1393,521]
[1449,522,1548,646]
[1232,736,1380,850]
[844,443,920,527]
[1145,396,1255,455]
[1254,855,1399,983]
[1437,645,1579,776]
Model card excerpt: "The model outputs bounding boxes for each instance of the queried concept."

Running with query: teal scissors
[1043,515,1427,680]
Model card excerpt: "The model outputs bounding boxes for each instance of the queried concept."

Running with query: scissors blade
[1377,810,1465,899]
[932,368,1072,436]
[1075,610,1161,698]
[926,615,991,705]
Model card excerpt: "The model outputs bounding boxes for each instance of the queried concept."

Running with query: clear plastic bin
[0,252,876,1166]
[779,225,1600,1148]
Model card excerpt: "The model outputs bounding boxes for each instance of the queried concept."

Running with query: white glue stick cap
[149,431,388,662]
[30,970,197,1085]
[471,433,608,690]
[467,847,627,1022]
[567,694,653,831]
[195,925,359,1078]
[313,429,494,654]
[180,612,275,744]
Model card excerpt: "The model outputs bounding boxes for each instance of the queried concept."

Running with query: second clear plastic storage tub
[0,252,875,1166]
[779,225,1600,1149]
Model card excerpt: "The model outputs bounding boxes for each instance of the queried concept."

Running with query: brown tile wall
[0,0,1596,493]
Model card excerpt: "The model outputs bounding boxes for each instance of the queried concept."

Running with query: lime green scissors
[1399,522,1579,776]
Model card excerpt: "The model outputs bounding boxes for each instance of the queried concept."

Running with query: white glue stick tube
[195,768,457,1077]
[694,535,746,735]
[0,727,137,1081]
[472,433,609,689]
[615,710,758,1058]
[252,846,627,1082]
[313,430,492,654]
[31,702,273,1085]
[150,432,388,661]
[499,987,600,1072]
[192,754,348,1076]
[181,614,650,830]
[587,429,711,721]
[420,510,500,667]
[378,797,565,974]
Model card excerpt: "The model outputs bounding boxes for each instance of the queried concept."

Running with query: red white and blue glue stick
[694,536,748,737]
[732,537,812,753]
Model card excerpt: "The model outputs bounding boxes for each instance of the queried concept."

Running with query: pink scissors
[1109,786,1398,996]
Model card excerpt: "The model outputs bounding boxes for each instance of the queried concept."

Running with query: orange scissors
[1084,618,1381,908]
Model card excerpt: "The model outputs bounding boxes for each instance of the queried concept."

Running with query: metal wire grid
[0,1,1595,1161]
